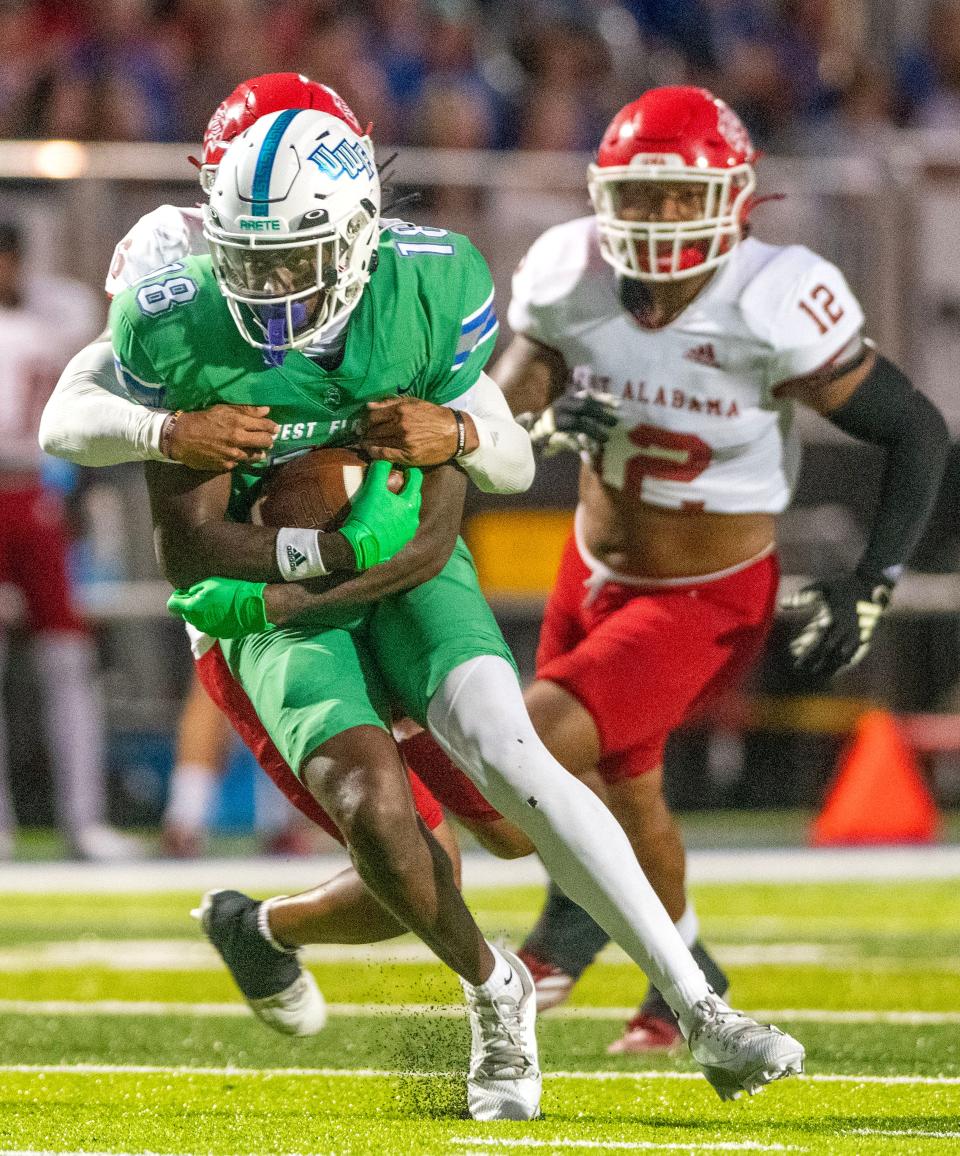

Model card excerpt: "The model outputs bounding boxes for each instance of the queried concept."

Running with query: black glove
[519,390,619,456]
[781,571,893,677]
[553,391,619,442]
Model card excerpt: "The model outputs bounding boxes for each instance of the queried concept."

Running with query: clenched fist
[165,404,279,471]
[359,396,476,466]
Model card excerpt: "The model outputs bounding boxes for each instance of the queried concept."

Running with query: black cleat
[192,889,327,1036]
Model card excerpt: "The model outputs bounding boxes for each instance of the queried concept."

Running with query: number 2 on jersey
[623,424,712,491]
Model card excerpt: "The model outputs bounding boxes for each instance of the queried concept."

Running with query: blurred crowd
[1,0,958,157]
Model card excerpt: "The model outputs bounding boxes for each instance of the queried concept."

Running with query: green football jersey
[109,221,498,493]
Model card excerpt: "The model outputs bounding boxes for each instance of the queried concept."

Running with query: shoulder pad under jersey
[508,216,595,343]
[105,205,205,298]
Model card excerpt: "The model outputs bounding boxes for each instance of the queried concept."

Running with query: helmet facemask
[588,158,755,282]
[205,202,379,358]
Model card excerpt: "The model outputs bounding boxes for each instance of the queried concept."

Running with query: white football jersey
[508,218,865,514]
[105,205,206,297]
[0,276,101,469]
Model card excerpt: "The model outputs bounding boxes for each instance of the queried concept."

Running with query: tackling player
[129,107,805,1116]
[34,65,533,1015]
[460,85,949,1052]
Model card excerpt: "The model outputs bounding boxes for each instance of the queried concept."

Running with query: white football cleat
[461,948,542,1121]
[683,994,805,1100]
[245,969,327,1037]
[70,824,144,863]
[193,889,327,1036]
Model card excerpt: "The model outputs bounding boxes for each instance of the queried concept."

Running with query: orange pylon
[810,709,940,846]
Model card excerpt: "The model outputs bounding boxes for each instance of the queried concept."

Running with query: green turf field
[1,875,959,1154]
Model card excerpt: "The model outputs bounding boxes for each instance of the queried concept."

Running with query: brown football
[253,448,405,532]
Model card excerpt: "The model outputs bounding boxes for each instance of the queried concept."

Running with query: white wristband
[276,527,329,581]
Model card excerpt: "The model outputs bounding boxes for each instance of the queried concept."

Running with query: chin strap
[261,302,310,368]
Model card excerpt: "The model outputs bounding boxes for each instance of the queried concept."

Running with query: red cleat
[606,1011,683,1055]
[516,949,575,1012]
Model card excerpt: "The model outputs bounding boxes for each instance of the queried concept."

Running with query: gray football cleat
[461,948,542,1121]
[193,889,327,1037]
[684,994,805,1100]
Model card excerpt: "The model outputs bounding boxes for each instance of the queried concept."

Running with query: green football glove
[167,577,274,638]
[339,461,423,571]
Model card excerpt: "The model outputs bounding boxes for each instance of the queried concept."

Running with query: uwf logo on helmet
[308,135,375,181]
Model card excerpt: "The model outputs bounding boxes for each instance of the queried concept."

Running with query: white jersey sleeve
[42,204,206,466]
[740,245,865,383]
[443,370,535,493]
[104,205,206,297]
[39,339,169,466]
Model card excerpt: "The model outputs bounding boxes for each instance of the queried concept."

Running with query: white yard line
[0,938,951,972]
[4,845,960,894]
[3,1063,959,1087]
[2,999,959,1026]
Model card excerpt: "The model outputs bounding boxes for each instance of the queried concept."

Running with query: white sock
[32,633,107,835]
[163,764,218,830]
[256,896,297,953]
[470,943,516,996]
[675,902,699,949]
[427,656,710,1021]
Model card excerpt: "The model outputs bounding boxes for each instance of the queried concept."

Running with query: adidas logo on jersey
[684,343,719,368]
[286,545,309,571]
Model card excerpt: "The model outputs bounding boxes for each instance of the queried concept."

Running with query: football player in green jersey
[125,108,804,1112]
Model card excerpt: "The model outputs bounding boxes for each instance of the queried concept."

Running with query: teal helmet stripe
[251,109,303,216]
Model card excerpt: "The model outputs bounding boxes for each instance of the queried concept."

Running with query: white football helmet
[203,109,380,360]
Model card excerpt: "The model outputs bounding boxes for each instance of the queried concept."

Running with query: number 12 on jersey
[798,283,844,335]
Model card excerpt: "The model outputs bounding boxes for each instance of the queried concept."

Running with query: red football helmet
[588,86,757,282]
[193,73,369,194]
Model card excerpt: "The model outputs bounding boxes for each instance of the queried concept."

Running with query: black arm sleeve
[826,355,951,583]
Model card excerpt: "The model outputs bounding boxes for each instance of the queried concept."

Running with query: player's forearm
[157,521,359,590]
[39,339,170,466]
[826,356,950,581]
[156,521,283,588]
[265,464,465,625]
[264,536,448,626]
[490,334,567,415]
[146,461,349,589]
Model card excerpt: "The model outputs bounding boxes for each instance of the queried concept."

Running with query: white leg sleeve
[32,633,107,835]
[427,655,710,1020]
